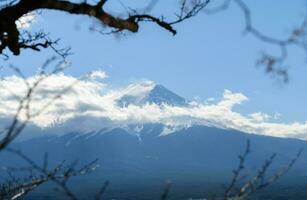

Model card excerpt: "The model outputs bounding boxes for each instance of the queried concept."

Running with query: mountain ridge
[117,82,188,107]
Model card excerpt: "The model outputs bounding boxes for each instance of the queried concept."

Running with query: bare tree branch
[223,140,302,200]
[3,148,99,200]
[0,57,72,150]
[0,0,208,57]
[205,0,307,82]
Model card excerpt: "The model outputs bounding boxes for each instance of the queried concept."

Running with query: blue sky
[2,0,307,123]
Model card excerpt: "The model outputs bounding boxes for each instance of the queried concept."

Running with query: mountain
[5,124,307,200]
[7,124,306,170]
[117,82,187,107]
[2,84,307,199]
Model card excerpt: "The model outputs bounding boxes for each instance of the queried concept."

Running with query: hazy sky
[2,0,307,124]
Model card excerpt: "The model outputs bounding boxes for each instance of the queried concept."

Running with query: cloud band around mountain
[1,70,307,140]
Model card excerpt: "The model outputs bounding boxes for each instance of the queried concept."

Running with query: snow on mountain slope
[117,81,187,107]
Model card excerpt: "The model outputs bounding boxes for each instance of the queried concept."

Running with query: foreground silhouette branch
[0,58,116,200]
[2,149,99,200]
[0,0,208,57]
[222,140,302,200]
[205,0,307,82]
[0,57,70,150]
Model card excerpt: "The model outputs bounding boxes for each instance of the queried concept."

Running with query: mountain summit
[117,82,187,107]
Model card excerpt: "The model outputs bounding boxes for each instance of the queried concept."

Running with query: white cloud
[1,71,307,140]
[87,70,108,80]
[249,112,270,122]
[16,12,36,29]
[217,89,248,109]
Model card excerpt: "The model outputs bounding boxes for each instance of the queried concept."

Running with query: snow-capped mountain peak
[117,81,187,107]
